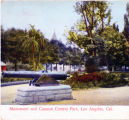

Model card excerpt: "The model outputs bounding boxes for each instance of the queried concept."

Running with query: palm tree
[22,25,59,71]
[35,30,46,69]
[22,25,39,70]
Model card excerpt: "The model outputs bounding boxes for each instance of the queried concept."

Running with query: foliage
[85,57,98,73]
[61,72,103,89]
[123,2,129,42]
[21,25,45,70]
[68,1,111,56]
[68,25,129,69]
[101,26,129,68]
[1,27,27,70]
[74,1,111,37]
[61,72,129,89]
[73,72,103,82]
[6,63,31,71]
[67,1,129,70]
[100,72,129,87]
[1,25,59,71]
[122,2,129,68]
[50,39,83,65]
[1,25,85,71]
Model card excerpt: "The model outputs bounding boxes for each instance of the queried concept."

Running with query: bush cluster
[61,72,129,89]
[6,64,31,71]
[100,72,129,87]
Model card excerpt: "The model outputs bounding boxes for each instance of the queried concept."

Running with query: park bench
[2,71,69,86]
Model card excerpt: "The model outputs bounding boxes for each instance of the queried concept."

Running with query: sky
[1,1,128,44]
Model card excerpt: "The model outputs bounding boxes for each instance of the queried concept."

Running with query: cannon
[2,71,73,104]
[2,71,69,86]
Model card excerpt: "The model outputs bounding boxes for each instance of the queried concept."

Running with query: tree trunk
[32,53,35,71]
[14,61,17,71]
[102,19,104,31]
[105,55,109,70]
[29,56,31,65]
[56,63,57,71]
[38,50,41,65]
[80,5,90,37]
[81,5,97,57]
[51,64,52,71]
[32,43,35,71]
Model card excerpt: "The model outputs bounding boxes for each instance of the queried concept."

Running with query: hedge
[61,72,129,89]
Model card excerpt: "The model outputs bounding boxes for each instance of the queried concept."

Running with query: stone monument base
[15,84,72,104]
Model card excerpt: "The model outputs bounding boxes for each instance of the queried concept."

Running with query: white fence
[44,64,85,72]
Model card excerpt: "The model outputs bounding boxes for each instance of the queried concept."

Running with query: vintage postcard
[1,0,129,119]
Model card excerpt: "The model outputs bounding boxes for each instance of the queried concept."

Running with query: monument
[2,71,73,104]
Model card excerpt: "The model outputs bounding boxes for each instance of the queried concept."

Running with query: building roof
[51,32,57,40]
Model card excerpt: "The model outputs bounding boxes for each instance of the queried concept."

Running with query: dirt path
[1,84,129,105]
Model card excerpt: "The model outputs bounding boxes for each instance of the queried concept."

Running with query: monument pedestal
[15,84,72,104]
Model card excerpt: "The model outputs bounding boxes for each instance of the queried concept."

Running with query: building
[1,61,6,72]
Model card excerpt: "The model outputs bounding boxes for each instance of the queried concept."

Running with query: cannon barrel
[2,71,41,78]
[2,71,69,81]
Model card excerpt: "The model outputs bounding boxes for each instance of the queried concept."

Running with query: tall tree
[123,2,129,69]
[21,25,39,70]
[101,26,129,69]
[123,2,129,42]
[68,1,111,56]
[1,27,26,70]
[1,26,7,62]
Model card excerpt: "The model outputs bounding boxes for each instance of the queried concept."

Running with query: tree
[1,26,6,62]
[21,25,56,71]
[101,26,129,69]
[123,2,129,42]
[123,2,129,69]
[45,42,59,64]
[1,27,26,70]
[113,23,119,32]
[50,39,83,67]
[68,1,111,57]
[21,25,39,70]
[1,26,60,71]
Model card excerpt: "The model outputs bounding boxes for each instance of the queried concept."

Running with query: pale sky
[1,1,128,44]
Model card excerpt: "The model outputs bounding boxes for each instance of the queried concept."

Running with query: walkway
[1,84,129,105]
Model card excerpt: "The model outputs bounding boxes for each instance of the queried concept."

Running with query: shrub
[6,63,31,71]
[18,64,31,70]
[61,72,103,89]
[100,72,129,87]
[73,72,103,83]
[61,72,129,89]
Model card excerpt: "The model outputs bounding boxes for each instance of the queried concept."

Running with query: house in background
[1,61,6,72]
